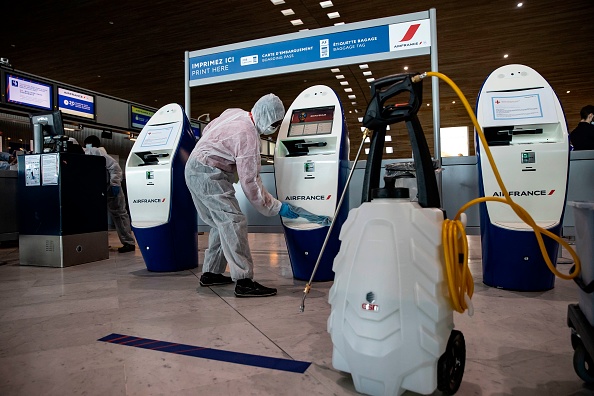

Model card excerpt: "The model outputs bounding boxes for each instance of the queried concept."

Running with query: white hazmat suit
[185,94,285,281]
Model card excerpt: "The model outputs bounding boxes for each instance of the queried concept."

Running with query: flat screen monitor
[288,106,334,137]
[131,105,155,129]
[57,87,95,120]
[30,110,65,138]
[190,121,201,138]
[6,73,53,110]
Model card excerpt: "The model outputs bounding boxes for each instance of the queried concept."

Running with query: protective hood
[251,93,285,135]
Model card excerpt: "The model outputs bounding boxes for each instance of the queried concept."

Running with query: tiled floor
[0,231,592,396]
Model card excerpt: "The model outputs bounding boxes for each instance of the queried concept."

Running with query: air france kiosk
[476,64,569,291]
[126,103,198,272]
[274,85,350,281]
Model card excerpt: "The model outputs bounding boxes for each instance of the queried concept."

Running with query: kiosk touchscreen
[125,104,198,272]
[476,64,569,291]
[274,85,350,281]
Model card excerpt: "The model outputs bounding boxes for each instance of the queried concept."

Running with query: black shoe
[234,279,277,297]
[200,272,233,287]
[118,244,135,253]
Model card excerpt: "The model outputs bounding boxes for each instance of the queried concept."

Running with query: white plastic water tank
[328,197,454,396]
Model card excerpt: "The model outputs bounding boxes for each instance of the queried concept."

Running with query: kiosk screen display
[288,106,334,137]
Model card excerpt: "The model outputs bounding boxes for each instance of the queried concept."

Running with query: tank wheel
[573,343,594,384]
[437,329,466,395]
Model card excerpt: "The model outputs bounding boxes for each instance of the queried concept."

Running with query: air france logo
[285,195,331,201]
[492,190,555,197]
[399,24,421,42]
[133,198,166,203]
[393,24,426,49]
[389,20,430,51]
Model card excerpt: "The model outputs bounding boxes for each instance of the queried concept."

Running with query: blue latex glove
[111,185,121,197]
[279,202,299,218]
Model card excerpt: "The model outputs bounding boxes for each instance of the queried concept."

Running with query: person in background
[570,105,594,150]
[0,151,17,170]
[185,93,301,297]
[83,135,136,253]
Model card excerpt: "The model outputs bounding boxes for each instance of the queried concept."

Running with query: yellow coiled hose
[415,71,581,314]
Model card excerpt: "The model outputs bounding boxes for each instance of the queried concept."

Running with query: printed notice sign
[492,94,543,120]
[483,89,558,126]
[25,155,41,187]
[140,125,175,148]
[41,154,59,185]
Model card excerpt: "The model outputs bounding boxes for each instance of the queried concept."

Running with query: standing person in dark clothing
[84,135,136,253]
[570,105,594,150]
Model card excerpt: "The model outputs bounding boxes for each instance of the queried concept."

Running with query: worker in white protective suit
[185,93,300,297]
[84,135,136,253]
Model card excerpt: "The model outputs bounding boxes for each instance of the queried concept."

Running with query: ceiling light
[348,95,356,99]
[504,54,509,58]
[385,136,392,142]
[427,103,431,106]
[354,109,359,113]
[320,1,333,8]
[567,90,571,93]
[331,68,340,73]
[300,28,309,31]
[403,66,409,70]
[517,2,523,7]
[271,0,285,4]
[334,22,345,26]
[365,148,370,154]
[335,74,345,79]
[358,117,363,122]
[386,125,390,130]
[366,78,375,83]
[344,88,353,92]
[364,135,370,141]
[290,19,303,26]
[281,9,295,16]
[340,81,349,86]
[452,101,456,104]
[386,147,394,154]
[351,102,357,105]
[349,110,352,113]
[359,64,369,69]
[363,71,372,76]
[327,11,340,19]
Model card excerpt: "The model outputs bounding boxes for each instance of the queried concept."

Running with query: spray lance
[299,127,371,312]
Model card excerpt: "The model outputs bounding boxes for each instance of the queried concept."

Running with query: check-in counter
[199,152,593,236]
[564,150,594,236]
[0,170,18,241]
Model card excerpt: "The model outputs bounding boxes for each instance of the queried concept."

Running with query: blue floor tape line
[98,333,311,374]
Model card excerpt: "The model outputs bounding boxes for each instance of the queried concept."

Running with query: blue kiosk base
[284,225,341,282]
[481,224,560,291]
[133,223,198,272]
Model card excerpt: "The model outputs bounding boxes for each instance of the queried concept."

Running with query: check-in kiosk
[476,64,569,291]
[274,85,349,281]
[126,103,198,272]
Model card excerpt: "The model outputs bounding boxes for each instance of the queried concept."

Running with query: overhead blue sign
[188,14,431,87]
[58,87,95,119]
